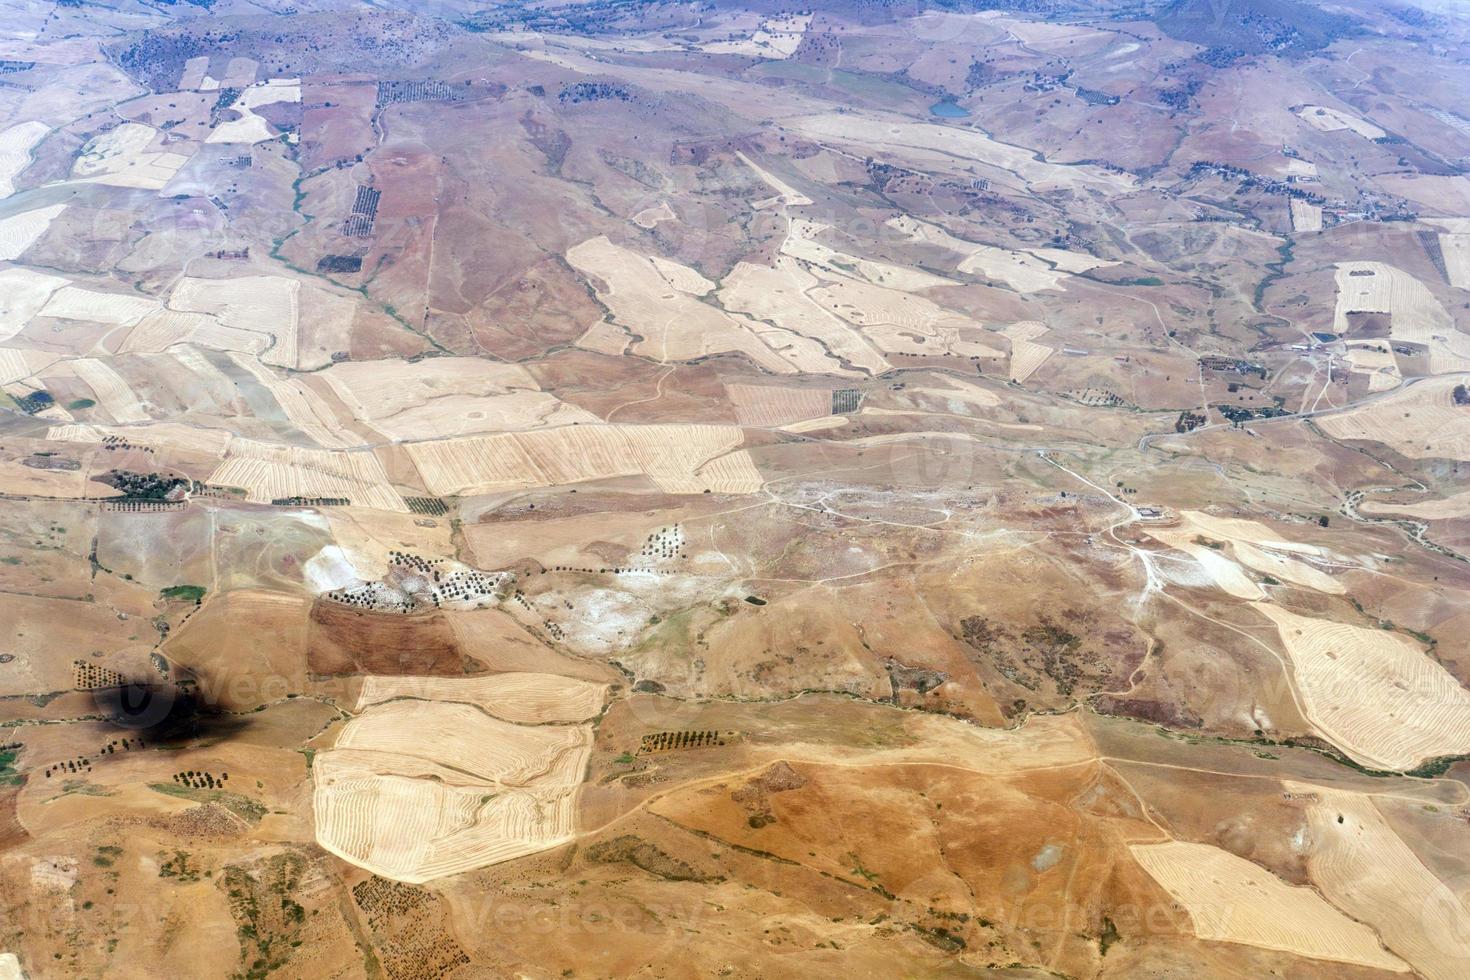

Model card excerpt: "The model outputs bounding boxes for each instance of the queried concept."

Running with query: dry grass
[887,216,1111,292]
[778,112,1135,193]
[355,673,607,724]
[1253,602,1470,771]
[737,151,812,206]
[1130,841,1407,971]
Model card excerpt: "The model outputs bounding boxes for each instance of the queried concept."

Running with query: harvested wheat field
[224,353,361,449]
[1148,511,1343,596]
[0,120,47,199]
[887,215,1110,292]
[68,358,150,424]
[354,672,607,724]
[209,437,406,511]
[71,122,188,189]
[1332,262,1470,373]
[805,273,1002,359]
[1289,198,1323,233]
[0,204,66,262]
[705,17,810,60]
[39,285,160,325]
[1146,525,1264,599]
[1344,344,1400,392]
[778,112,1135,192]
[320,357,596,440]
[725,383,831,427]
[406,423,758,495]
[1129,841,1406,971]
[631,200,674,228]
[717,259,889,375]
[916,375,1002,410]
[0,267,66,339]
[567,236,799,374]
[321,358,539,417]
[1318,375,1470,459]
[0,348,58,385]
[1288,782,1470,980]
[782,218,953,291]
[46,420,231,458]
[13,6,1470,977]
[124,308,223,351]
[694,448,764,491]
[206,78,299,144]
[1441,233,1470,288]
[1360,490,1470,520]
[313,698,592,882]
[1005,321,1054,383]
[170,276,300,369]
[1295,104,1386,139]
[1252,602,1470,771]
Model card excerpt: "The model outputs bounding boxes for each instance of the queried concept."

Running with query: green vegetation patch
[0,747,20,785]
[160,584,207,602]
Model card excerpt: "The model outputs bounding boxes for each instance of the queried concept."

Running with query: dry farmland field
[5,0,1470,977]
